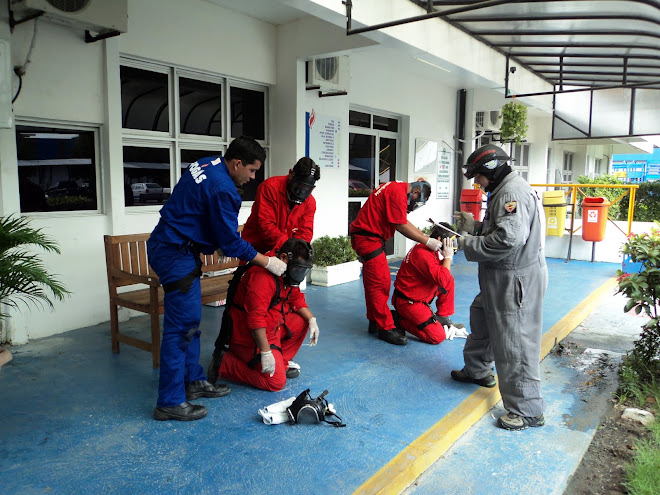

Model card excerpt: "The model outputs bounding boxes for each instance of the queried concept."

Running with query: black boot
[378,327,407,346]
[153,401,208,421]
[368,320,378,334]
[186,380,231,400]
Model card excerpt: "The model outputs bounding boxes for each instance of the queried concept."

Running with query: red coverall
[349,181,409,331]
[241,175,315,253]
[393,243,455,344]
[220,266,309,391]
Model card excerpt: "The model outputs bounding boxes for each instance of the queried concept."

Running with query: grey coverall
[462,171,548,417]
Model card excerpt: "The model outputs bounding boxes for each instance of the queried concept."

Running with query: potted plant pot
[309,235,361,287]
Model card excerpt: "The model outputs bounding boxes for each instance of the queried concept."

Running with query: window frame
[16,118,102,216]
[120,56,269,209]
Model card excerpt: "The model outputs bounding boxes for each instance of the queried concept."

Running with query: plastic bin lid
[460,189,483,200]
[583,196,610,205]
[542,190,565,198]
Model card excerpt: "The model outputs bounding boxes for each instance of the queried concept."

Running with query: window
[512,143,530,182]
[563,152,574,183]
[594,158,603,176]
[120,60,268,207]
[16,124,99,213]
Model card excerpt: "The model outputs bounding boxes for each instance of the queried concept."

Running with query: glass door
[348,109,400,256]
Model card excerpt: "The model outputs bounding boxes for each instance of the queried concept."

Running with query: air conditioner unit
[307,56,350,93]
[475,110,501,133]
[11,0,128,34]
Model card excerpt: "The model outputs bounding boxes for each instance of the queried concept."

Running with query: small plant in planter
[309,235,360,287]
[499,100,528,145]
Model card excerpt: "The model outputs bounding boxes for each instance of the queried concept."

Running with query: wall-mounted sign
[436,149,452,199]
[305,109,341,168]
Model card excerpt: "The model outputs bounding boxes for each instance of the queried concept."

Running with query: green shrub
[620,181,660,223]
[311,235,358,267]
[624,420,660,495]
[616,221,660,385]
[577,174,626,221]
[499,101,528,145]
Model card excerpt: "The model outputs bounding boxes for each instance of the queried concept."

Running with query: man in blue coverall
[147,137,287,422]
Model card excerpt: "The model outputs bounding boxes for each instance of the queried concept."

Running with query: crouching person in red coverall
[349,179,442,346]
[393,223,465,344]
[216,238,319,391]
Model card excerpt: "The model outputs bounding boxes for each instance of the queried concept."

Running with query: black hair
[292,157,320,181]
[278,238,313,261]
[430,222,453,240]
[224,136,266,165]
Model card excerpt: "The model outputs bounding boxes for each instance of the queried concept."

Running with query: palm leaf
[0,215,70,320]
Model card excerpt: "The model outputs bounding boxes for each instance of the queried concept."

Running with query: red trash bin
[581,196,610,242]
[460,189,484,221]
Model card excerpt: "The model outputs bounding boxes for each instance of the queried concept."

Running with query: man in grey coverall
[451,144,548,431]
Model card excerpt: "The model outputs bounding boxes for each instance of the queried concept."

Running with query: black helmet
[463,144,510,180]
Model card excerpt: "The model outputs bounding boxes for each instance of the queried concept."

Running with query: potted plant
[499,100,528,145]
[309,235,361,287]
[0,215,70,369]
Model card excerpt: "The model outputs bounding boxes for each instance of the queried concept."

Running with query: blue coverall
[147,156,257,408]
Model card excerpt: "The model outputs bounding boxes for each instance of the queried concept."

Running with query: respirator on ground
[286,389,345,427]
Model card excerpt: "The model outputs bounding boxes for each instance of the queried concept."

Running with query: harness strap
[393,289,434,306]
[247,343,282,369]
[417,314,438,331]
[358,246,384,263]
[162,265,203,294]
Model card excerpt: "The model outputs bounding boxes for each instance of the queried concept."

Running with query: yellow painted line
[352,275,619,495]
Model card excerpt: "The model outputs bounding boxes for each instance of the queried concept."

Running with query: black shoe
[154,401,208,421]
[286,367,300,379]
[368,320,378,334]
[450,368,496,388]
[378,328,407,346]
[435,315,465,329]
[206,351,225,385]
[186,380,231,400]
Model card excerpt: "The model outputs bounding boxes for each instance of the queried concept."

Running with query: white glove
[265,256,287,276]
[260,350,276,376]
[444,324,468,340]
[453,211,476,234]
[259,396,296,425]
[308,317,319,346]
[440,238,454,260]
[426,237,442,252]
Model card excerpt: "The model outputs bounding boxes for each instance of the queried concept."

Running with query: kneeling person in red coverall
[393,223,464,344]
[217,238,319,391]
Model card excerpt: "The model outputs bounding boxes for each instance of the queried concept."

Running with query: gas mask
[281,240,314,287]
[287,174,317,204]
[407,180,432,212]
[286,389,345,427]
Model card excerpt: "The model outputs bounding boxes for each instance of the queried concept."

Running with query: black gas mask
[281,240,314,287]
[407,180,432,212]
[286,388,345,427]
[287,174,317,204]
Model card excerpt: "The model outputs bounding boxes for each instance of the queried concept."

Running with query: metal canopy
[346,0,660,92]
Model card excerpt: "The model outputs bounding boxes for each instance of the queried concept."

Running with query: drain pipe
[454,89,467,213]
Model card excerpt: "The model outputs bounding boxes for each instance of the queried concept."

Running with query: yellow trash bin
[542,190,567,237]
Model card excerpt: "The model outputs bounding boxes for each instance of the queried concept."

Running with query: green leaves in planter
[499,101,528,145]
[310,235,358,267]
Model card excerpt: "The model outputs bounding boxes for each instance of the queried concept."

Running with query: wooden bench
[103,230,242,367]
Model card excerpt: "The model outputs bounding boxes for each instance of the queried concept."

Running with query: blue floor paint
[0,253,619,495]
